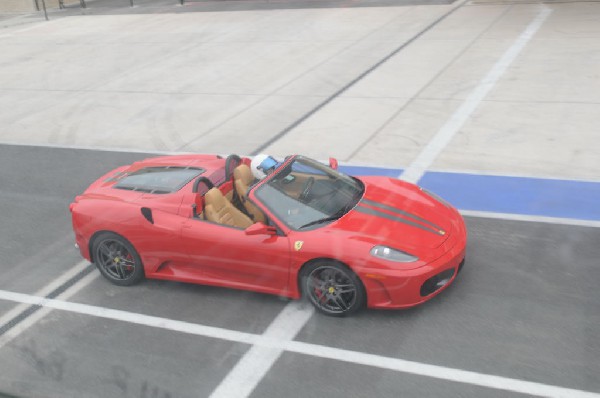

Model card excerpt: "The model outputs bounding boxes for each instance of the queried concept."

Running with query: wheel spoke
[331,294,348,311]
[122,258,135,267]
[108,264,118,275]
[322,269,334,280]
[115,263,125,279]
[336,284,356,294]
[310,275,326,290]
[99,245,112,258]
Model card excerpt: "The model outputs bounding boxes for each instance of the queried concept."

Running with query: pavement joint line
[249,0,468,156]
[399,5,553,184]
[0,289,598,398]
[174,4,416,152]
[0,264,98,350]
[345,3,514,162]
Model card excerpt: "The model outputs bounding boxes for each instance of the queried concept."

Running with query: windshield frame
[249,155,364,231]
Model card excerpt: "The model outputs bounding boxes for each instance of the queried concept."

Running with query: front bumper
[360,212,467,309]
[361,244,465,309]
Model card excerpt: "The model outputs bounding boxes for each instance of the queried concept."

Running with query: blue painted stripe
[338,165,401,178]
[338,165,600,222]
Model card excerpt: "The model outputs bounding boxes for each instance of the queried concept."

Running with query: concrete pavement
[1,0,598,180]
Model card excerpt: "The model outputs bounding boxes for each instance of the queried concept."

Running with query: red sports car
[70,154,466,316]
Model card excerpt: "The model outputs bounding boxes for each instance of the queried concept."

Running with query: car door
[180,218,291,295]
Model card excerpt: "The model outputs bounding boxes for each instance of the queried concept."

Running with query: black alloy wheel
[301,261,365,316]
[92,232,144,286]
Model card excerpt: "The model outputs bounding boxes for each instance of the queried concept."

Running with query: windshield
[254,156,364,230]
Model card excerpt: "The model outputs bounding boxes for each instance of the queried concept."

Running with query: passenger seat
[204,187,253,229]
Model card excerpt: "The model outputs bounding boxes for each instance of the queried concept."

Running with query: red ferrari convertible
[70,154,466,316]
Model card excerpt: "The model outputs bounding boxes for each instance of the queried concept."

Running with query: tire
[301,261,365,317]
[92,232,144,286]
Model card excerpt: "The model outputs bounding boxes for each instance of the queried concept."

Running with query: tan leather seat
[204,188,253,229]
[233,164,266,224]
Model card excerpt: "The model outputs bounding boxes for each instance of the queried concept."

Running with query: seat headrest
[233,164,254,185]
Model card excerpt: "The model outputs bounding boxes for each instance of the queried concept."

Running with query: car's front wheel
[92,232,144,286]
[301,261,365,317]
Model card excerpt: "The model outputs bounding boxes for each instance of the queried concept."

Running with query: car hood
[331,177,453,250]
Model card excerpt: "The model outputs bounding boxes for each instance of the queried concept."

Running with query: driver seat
[204,188,253,229]
[233,165,266,224]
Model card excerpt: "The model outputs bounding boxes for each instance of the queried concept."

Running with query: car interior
[193,155,267,229]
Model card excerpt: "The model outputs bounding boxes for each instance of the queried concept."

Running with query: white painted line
[0,268,98,350]
[283,341,600,398]
[0,288,261,346]
[209,301,314,398]
[0,289,598,398]
[400,6,553,184]
[0,260,89,327]
[460,210,600,228]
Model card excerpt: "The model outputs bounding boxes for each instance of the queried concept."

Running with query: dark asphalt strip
[0,266,94,337]
[250,0,467,155]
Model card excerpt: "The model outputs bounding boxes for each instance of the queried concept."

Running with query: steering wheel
[299,177,315,202]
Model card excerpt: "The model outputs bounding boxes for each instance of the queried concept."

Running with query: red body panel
[71,154,467,309]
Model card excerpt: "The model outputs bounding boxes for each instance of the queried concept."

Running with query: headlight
[370,245,418,263]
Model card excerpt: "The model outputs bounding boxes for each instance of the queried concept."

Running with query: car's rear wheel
[301,261,365,317]
[92,232,144,286]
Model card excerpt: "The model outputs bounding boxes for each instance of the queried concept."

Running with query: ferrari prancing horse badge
[294,241,304,251]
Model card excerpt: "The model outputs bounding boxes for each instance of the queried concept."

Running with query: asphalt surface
[0,144,598,397]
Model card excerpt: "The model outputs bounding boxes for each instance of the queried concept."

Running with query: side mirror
[329,157,338,170]
[245,222,277,236]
